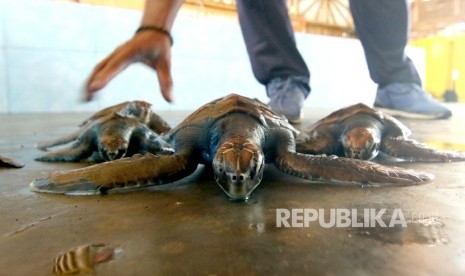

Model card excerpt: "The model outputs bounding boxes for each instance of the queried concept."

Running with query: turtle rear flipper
[381,137,465,162]
[295,131,340,155]
[275,152,433,186]
[30,153,197,195]
[148,112,172,134]
[0,155,24,168]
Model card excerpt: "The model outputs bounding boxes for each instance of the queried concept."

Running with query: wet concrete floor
[0,104,465,275]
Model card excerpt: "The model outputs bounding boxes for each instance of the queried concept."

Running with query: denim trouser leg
[236,0,310,96]
[237,0,421,92]
[349,0,422,87]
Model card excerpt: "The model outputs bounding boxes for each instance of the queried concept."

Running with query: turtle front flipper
[129,126,174,156]
[275,152,433,186]
[35,143,93,162]
[30,153,197,195]
[381,137,465,162]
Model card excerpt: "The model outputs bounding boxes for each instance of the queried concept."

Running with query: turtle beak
[213,140,265,201]
[100,147,127,161]
[98,137,128,161]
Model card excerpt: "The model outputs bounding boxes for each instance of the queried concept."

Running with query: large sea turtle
[36,101,173,162]
[30,94,433,200]
[296,103,465,162]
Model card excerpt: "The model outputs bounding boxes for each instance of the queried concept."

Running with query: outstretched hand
[85,31,173,102]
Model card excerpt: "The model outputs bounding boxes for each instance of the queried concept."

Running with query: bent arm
[85,0,185,102]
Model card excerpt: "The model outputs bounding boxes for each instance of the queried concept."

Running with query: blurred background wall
[1,0,462,113]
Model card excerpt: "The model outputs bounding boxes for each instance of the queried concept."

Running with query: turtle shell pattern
[306,103,411,138]
[169,94,297,137]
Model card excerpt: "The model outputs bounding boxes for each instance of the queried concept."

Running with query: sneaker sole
[375,106,451,120]
[287,116,302,124]
[282,110,304,124]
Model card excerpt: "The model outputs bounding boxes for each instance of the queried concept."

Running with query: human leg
[236,0,310,123]
[349,0,451,119]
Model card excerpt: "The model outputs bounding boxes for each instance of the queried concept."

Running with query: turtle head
[98,136,129,161]
[213,138,265,201]
[119,101,152,123]
[341,127,380,160]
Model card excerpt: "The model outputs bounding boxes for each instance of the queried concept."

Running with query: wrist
[135,25,174,46]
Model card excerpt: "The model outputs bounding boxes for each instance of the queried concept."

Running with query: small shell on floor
[0,155,24,168]
[52,243,115,275]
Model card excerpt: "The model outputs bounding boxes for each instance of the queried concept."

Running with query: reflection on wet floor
[351,215,448,246]
[425,141,465,151]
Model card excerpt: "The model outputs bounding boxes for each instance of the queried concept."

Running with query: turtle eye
[218,167,226,176]
[250,164,257,180]
[250,156,264,180]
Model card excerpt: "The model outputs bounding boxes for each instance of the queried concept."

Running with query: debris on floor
[0,155,24,168]
[52,243,116,275]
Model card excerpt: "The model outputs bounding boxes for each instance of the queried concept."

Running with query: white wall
[0,0,425,113]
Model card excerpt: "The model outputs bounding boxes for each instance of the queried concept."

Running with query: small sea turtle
[31,94,433,200]
[296,103,465,162]
[77,100,171,134]
[36,101,173,162]
[0,155,24,168]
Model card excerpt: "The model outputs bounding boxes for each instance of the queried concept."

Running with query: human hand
[85,31,173,102]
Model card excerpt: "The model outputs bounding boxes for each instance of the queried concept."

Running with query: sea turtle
[36,101,173,162]
[30,94,433,200]
[76,100,171,134]
[296,103,465,162]
[0,155,24,168]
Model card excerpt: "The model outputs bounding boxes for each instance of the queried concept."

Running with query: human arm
[85,0,184,102]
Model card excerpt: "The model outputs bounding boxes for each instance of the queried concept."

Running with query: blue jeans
[236,0,422,93]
